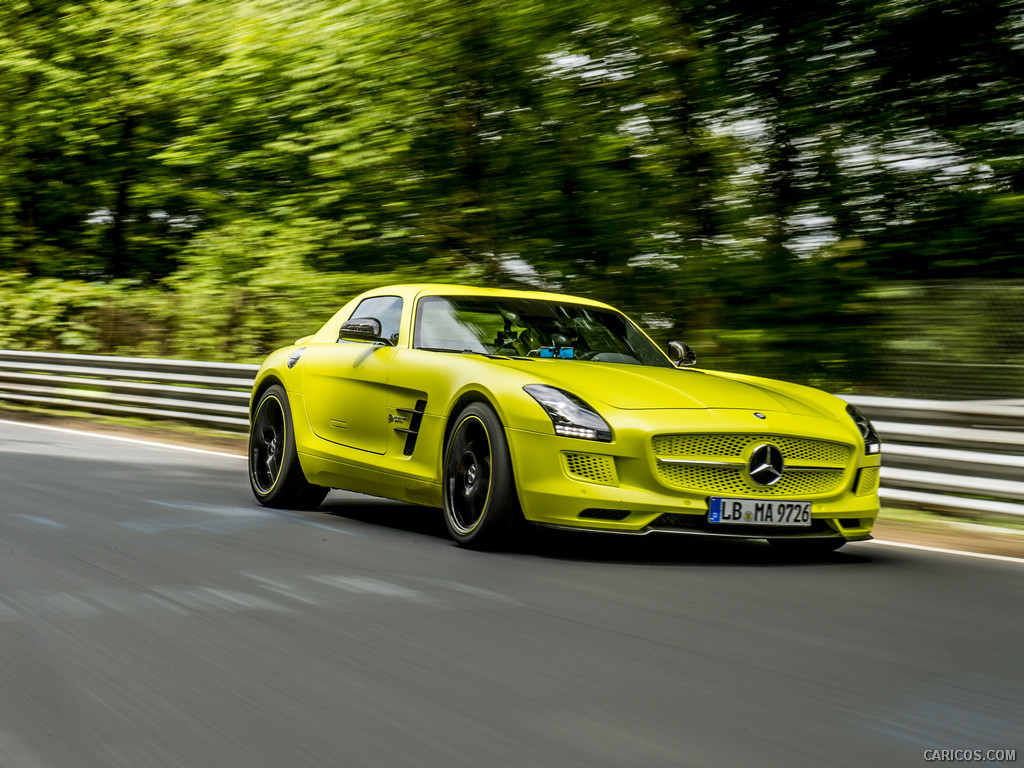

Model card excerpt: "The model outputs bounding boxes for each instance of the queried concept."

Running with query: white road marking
[0,418,244,459]
[867,539,1024,566]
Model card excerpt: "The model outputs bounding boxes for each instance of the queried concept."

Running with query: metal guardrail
[0,351,1022,518]
[842,395,1024,519]
[0,350,256,432]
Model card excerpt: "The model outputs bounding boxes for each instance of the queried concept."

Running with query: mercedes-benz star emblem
[748,444,784,486]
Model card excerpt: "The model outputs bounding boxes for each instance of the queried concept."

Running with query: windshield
[413,295,671,367]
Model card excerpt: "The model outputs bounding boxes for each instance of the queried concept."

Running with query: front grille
[650,513,834,537]
[562,452,617,485]
[656,463,845,496]
[653,433,853,497]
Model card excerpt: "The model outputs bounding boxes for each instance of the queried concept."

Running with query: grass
[880,505,1024,533]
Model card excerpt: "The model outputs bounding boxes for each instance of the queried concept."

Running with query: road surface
[1,420,1021,767]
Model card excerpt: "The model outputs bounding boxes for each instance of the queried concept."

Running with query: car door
[301,295,403,456]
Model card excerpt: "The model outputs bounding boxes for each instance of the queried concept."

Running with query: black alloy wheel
[443,402,523,549]
[249,384,328,509]
[251,392,286,495]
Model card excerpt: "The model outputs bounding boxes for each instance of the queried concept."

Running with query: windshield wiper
[417,347,534,360]
[417,346,475,354]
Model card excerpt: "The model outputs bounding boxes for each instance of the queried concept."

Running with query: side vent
[562,452,618,486]
[394,400,428,456]
[855,467,880,496]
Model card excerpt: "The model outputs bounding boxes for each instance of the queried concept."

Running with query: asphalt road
[1,419,1022,768]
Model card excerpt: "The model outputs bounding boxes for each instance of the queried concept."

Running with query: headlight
[846,404,881,455]
[524,385,612,442]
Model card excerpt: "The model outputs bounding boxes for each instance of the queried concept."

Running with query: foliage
[1,0,1022,391]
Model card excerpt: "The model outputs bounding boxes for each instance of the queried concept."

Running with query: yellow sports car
[249,284,881,553]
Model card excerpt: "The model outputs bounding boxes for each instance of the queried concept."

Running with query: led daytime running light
[524,385,612,442]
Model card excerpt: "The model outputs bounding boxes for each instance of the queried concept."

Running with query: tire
[249,384,328,510]
[442,402,524,550]
[768,537,846,557]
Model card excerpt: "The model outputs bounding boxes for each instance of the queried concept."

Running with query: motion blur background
[1,0,1022,398]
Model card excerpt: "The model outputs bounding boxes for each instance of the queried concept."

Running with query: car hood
[528,362,830,417]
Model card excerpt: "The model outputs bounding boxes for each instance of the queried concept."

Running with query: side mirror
[668,341,697,367]
[339,317,392,345]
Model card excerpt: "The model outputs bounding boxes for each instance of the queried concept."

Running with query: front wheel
[249,384,328,510]
[442,402,523,550]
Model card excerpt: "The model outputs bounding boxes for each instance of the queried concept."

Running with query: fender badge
[753,412,766,420]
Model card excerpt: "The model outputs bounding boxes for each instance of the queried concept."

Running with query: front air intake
[562,452,618,486]
[579,509,630,521]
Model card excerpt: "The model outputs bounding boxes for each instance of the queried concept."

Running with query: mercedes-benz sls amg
[248,284,881,552]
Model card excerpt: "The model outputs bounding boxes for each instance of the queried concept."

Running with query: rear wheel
[443,402,523,549]
[769,537,846,557]
[249,384,328,509]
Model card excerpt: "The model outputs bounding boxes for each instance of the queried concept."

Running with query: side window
[414,296,488,353]
[349,295,404,344]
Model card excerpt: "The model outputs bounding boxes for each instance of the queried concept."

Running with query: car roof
[365,283,619,312]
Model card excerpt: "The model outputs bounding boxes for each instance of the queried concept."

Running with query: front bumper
[505,408,880,541]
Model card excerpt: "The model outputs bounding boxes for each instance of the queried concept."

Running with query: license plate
[708,498,812,526]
